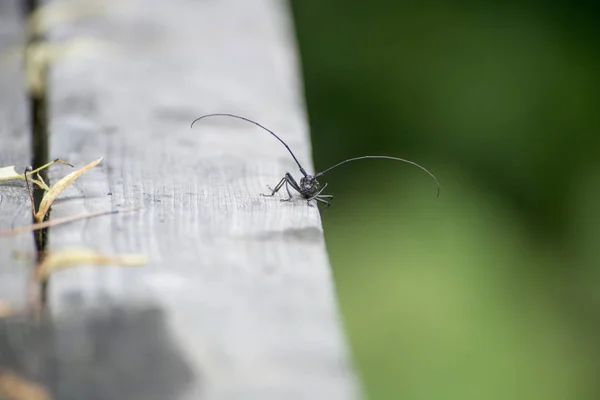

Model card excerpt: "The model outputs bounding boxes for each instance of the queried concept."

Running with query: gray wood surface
[15,0,362,399]
[0,0,33,308]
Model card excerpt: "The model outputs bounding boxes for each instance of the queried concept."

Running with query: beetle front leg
[261,173,302,201]
[280,173,302,202]
[306,183,328,202]
[261,176,287,197]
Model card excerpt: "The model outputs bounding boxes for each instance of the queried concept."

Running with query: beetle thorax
[299,175,320,198]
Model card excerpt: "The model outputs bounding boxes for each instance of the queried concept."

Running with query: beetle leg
[280,173,302,202]
[261,173,302,202]
[315,196,332,209]
[261,176,287,197]
[306,183,328,202]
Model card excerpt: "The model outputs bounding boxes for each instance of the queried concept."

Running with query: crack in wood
[23,0,50,313]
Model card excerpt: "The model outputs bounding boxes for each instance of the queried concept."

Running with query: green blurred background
[290,1,600,399]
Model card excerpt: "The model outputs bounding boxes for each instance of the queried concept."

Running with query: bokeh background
[291,1,600,399]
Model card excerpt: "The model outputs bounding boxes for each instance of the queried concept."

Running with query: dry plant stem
[0,207,141,237]
[23,166,36,216]
[23,166,45,255]
[35,249,148,283]
[18,158,104,315]
[34,157,102,222]
[28,158,72,175]
[20,159,102,221]
[0,158,72,183]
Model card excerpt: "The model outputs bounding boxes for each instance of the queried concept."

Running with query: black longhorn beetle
[191,113,439,208]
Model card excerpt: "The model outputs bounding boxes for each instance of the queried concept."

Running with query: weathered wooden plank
[0,0,34,308]
[41,0,360,399]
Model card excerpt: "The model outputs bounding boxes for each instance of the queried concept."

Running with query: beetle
[191,113,439,208]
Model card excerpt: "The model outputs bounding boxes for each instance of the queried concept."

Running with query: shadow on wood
[0,306,195,400]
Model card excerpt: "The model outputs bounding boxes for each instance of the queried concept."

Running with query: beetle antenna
[191,113,308,177]
[315,155,440,197]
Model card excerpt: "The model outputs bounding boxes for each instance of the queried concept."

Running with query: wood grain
[40,0,360,399]
[0,0,34,309]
